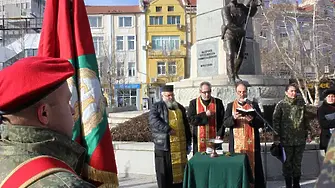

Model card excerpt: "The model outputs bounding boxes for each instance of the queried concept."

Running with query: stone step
[108,117,130,124]
[107,110,149,129]
[108,110,148,119]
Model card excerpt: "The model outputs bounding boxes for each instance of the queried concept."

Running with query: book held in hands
[325,112,335,121]
[236,108,256,116]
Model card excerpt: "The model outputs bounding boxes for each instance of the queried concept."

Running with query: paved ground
[118,174,317,188]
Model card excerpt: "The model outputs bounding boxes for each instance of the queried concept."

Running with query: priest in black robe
[149,85,192,188]
[223,81,265,188]
[188,81,225,154]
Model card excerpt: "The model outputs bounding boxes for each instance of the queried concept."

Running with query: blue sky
[84,0,139,6]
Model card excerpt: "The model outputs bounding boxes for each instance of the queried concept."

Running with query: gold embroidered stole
[169,108,187,184]
[196,97,217,152]
[232,100,256,179]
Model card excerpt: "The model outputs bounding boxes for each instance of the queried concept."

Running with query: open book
[236,108,256,116]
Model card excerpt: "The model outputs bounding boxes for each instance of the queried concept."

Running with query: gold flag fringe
[83,164,119,188]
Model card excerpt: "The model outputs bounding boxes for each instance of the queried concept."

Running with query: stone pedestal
[171,75,287,107]
[190,0,261,78]
[171,0,289,107]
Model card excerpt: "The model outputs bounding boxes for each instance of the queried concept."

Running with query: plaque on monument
[197,41,219,77]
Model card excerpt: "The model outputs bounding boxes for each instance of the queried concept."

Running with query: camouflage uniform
[273,96,308,187]
[315,132,335,187]
[0,123,95,187]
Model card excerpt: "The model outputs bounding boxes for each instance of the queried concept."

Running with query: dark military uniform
[0,124,95,187]
[315,132,335,187]
[273,96,308,187]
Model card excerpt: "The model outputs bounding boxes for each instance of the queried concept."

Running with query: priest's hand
[233,112,242,119]
[216,136,222,140]
[206,110,212,117]
[245,115,254,122]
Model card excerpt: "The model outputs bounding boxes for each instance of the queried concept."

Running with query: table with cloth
[183,152,254,188]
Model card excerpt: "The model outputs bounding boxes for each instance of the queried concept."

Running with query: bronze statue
[221,0,258,83]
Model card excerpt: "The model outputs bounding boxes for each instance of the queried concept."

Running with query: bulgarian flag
[37,0,118,186]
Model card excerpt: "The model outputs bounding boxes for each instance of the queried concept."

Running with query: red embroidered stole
[196,97,217,152]
[232,100,256,179]
[0,155,77,188]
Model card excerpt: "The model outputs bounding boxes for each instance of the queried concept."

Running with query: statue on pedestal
[221,0,258,83]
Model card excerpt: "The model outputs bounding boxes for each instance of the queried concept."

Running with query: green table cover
[183,152,254,188]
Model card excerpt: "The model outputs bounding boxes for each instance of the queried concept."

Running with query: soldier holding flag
[0,57,95,187]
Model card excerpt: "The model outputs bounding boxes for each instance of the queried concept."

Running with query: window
[156,6,162,12]
[116,36,124,50]
[168,6,174,11]
[127,36,135,50]
[167,16,180,25]
[117,62,124,77]
[157,62,166,75]
[149,16,163,25]
[168,62,176,75]
[280,33,288,38]
[128,62,136,77]
[92,36,104,56]
[152,36,180,51]
[325,65,330,74]
[25,49,38,57]
[260,30,266,38]
[119,16,132,27]
[88,16,102,28]
[117,89,137,107]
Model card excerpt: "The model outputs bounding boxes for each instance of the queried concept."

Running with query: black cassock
[188,97,225,154]
[154,150,183,188]
[224,101,266,188]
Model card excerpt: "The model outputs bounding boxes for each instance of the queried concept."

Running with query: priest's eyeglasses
[201,90,211,94]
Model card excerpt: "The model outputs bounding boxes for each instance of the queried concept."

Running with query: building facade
[86,6,147,110]
[0,0,44,46]
[253,0,335,79]
[0,0,45,18]
[143,0,188,106]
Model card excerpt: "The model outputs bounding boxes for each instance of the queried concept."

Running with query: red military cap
[0,56,75,114]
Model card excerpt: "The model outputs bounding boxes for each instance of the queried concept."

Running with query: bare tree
[97,40,128,108]
[260,48,291,78]
[256,0,335,105]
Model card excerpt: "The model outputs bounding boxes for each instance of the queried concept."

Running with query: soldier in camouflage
[315,132,335,187]
[273,83,309,188]
[0,57,95,187]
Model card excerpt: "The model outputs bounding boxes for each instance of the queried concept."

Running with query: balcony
[148,49,186,58]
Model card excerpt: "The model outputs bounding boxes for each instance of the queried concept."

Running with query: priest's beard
[164,99,179,110]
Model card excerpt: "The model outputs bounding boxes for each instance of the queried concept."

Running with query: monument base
[169,75,288,108]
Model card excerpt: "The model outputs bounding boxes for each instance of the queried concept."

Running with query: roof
[145,0,195,8]
[6,33,40,54]
[299,5,313,12]
[86,5,143,14]
[0,47,16,63]
[271,3,313,12]
[186,0,196,6]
